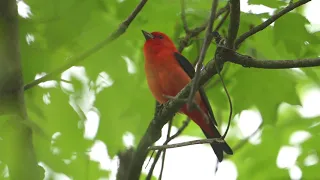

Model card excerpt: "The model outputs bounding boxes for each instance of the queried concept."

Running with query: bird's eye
[158,35,163,39]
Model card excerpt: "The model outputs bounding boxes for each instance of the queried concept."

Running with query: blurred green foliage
[0,0,319,179]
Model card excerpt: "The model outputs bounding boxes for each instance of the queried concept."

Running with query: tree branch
[178,23,207,52]
[235,0,311,49]
[116,148,134,180]
[214,62,232,139]
[226,0,240,49]
[214,8,230,32]
[224,49,320,69]
[158,119,172,180]
[230,123,263,153]
[149,137,225,150]
[223,123,263,160]
[180,0,189,33]
[178,3,229,52]
[146,118,190,180]
[0,0,41,179]
[23,0,149,91]
[187,0,219,108]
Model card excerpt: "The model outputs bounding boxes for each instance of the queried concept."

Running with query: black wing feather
[173,52,218,126]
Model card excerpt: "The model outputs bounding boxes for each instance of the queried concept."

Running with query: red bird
[142,30,233,161]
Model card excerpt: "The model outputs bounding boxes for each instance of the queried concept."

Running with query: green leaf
[301,164,320,179]
[301,68,320,86]
[20,0,113,83]
[276,105,319,144]
[0,115,11,162]
[15,0,320,179]
[67,154,110,180]
[248,0,286,8]
[94,73,155,156]
[229,65,300,124]
[307,66,320,87]
[85,41,155,156]
[232,126,288,180]
[274,13,320,56]
[26,87,94,174]
[232,107,318,179]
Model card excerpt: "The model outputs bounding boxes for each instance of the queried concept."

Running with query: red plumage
[142,30,233,161]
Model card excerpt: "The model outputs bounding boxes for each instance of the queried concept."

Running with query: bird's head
[142,30,177,54]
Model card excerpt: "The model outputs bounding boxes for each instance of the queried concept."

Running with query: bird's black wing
[173,52,217,126]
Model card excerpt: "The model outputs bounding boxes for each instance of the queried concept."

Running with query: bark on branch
[187,0,219,109]
[0,0,41,179]
[149,138,225,150]
[226,0,240,49]
[223,48,320,69]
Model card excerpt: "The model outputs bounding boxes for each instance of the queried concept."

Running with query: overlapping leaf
[12,0,320,179]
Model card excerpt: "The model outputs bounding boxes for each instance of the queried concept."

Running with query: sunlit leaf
[248,0,286,8]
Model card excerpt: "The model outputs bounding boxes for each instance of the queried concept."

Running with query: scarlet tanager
[142,30,233,162]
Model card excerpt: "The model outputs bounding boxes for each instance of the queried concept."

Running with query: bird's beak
[142,30,154,40]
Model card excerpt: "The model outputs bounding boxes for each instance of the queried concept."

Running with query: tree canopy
[0,0,320,179]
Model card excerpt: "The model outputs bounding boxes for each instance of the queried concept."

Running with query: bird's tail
[201,127,233,162]
[184,108,233,162]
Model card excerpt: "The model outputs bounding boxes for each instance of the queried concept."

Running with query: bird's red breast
[143,32,212,134]
[141,30,233,162]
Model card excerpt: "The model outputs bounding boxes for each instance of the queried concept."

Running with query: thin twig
[215,61,232,139]
[144,150,154,170]
[180,0,189,33]
[212,38,234,139]
[204,64,229,90]
[178,3,229,52]
[214,8,230,32]
[143,102,162,179]
[178,23,207,52]
[168,119,191,143]
[24,0,149,91]
[216,3,230,19]
[149,137,225,150]
[163,95,209,123]
[187,0,219,109]
[232,123,262,152]
[235,0,311,49]
[212,41,234,174]
[60,79,72,84]
[158,119,172,180]
[146,153,160,180]
[146,119,191,179]
[224,123,263,159]
[223,48,320,69]
[226,0,240,49]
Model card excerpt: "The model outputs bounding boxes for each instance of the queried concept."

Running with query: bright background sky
[15,0,320,179]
